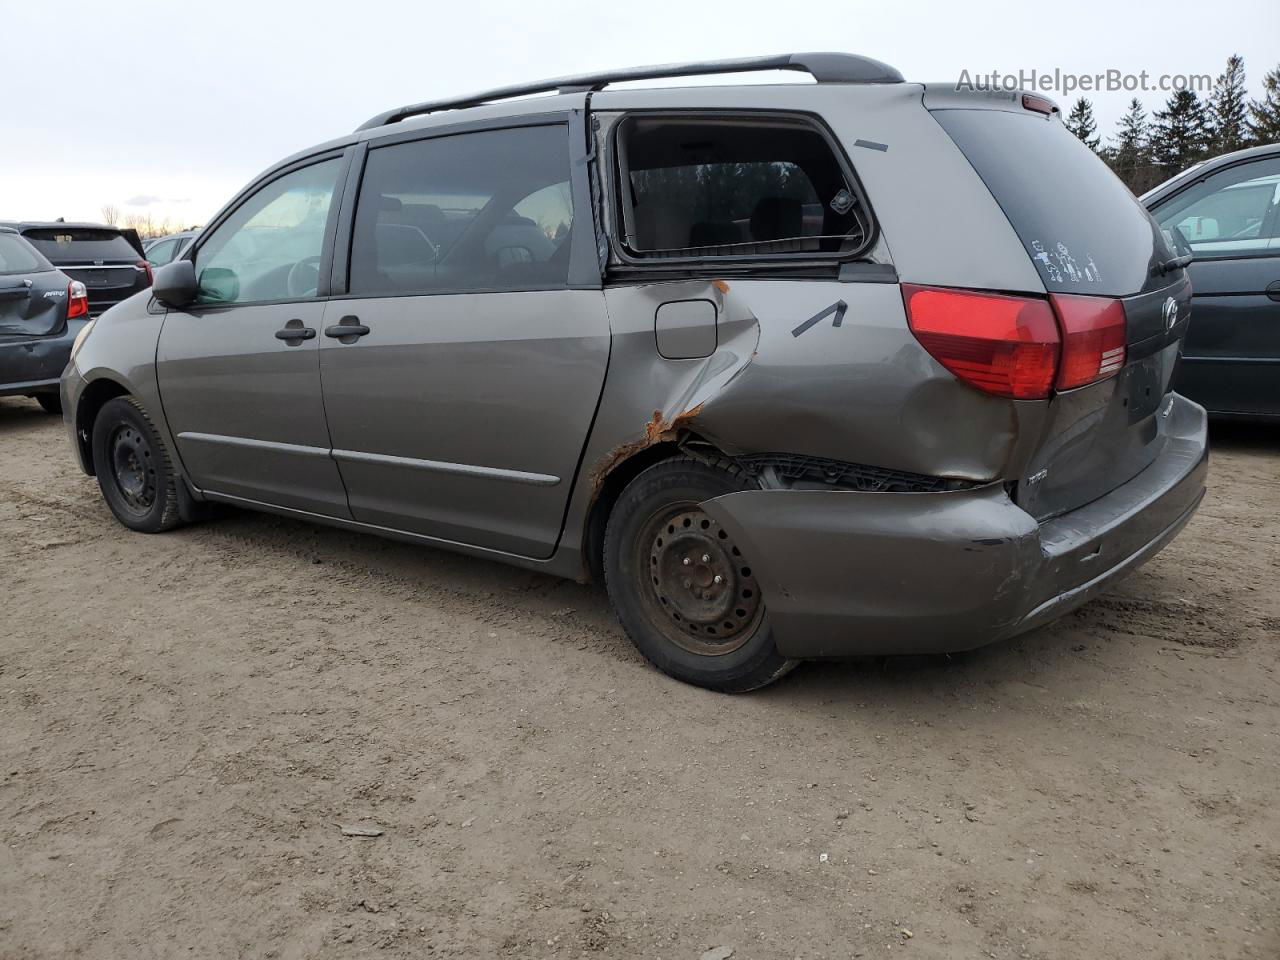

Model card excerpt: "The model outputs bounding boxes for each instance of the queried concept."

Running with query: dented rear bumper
[702,394,1208,658]
[0,318,88,397]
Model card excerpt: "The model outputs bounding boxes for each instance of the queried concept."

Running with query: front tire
[90,396,183,533]
[603,456,796,692]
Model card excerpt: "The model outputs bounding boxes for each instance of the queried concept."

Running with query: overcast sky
[4,0,1276,226]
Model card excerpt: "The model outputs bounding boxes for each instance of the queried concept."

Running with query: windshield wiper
[1154,253,1193,276]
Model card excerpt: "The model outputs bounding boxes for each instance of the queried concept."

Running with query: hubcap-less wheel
[640,506,764,656]
[108,424,156,515]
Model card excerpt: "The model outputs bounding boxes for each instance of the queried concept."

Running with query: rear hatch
[0,233,66,339]
[20,227,150,317]
[930,102,1191,521]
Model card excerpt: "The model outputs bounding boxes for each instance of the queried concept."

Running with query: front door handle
[324,315,371,343]
[274,319,316,344]
[1267,281,1280,302]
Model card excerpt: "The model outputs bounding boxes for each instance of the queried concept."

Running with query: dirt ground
[0,397,1276,960]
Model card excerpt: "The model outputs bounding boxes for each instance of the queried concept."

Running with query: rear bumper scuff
[702,394,1208,658]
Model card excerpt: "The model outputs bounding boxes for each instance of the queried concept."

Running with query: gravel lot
[0,397,1276,960]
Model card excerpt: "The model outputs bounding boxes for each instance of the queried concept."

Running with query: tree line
[99,205,197,241]
[1064,55,1280,194]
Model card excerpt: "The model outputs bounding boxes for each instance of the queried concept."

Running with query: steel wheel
[107,423,157,516]
[637,504,765,656]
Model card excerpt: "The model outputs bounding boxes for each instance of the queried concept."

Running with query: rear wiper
[1154,253,1193,276]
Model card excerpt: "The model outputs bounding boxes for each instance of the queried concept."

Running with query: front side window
[348,125,574,296]
[1153,157,1280,257]
[194,158,341,304]
[616,115,869,260]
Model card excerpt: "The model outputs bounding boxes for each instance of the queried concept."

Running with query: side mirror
[152,260,198,308]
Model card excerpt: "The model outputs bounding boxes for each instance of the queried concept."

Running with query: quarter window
[194,158,341,305]
[348,125,574,296]
[1153,157,1280,257]
[615,115,869,259]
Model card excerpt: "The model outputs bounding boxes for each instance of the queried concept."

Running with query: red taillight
[137,259,154,286]
[66,280,89,319]
[902,284,1060,400]
[1050,294,1127,390]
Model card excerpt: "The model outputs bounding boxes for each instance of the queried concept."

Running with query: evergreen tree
[1208,54,1249,152]
[1248,65,1280,146]
[1065,97,1100,151]
[1107,98,1152,191]
[1152,89,1211,172]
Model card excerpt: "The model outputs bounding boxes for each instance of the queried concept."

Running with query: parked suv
[62,54,1207,691]
[0,226,91,413]
[1,222,152,318]
[1143,143,1280,420]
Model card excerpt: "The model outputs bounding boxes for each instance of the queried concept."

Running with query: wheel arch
[581,433,749,584]
[74,377,131,476]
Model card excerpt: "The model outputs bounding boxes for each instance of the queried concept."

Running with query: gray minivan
[61,54,1208,691]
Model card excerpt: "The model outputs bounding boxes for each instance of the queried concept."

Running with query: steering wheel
[286,256,322,298]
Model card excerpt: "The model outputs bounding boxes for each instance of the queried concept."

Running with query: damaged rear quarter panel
[690,279,1040,479]
[580,278,1040,496]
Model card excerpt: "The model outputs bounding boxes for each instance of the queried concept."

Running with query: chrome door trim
[176,431,332,458]
[331,448,560,486]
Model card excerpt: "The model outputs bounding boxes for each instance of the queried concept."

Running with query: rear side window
[933,109,1171,297]
[348,125,574,296]
[615,115,869,260]
[22,228,139,263]
[0,234,51,275]
[1151,157,1280,257]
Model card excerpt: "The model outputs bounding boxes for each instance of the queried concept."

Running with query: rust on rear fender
[588,403,705,499]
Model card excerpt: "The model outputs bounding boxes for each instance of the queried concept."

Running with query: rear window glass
[933,109,1171,297]
[0,234,52,275]
[23,228,139,263]
[616,116,869,259]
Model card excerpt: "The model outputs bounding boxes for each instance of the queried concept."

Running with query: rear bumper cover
[0,318,87,397]
[702,394,1208,658]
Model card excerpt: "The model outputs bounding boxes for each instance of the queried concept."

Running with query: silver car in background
[61,54,1207,691]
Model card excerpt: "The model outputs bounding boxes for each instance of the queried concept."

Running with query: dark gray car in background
[61,54,1208,691]
[0,226,90,413]
[1,221,153,318]
[1143,143,1280,420]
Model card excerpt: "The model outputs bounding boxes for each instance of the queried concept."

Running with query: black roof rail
[356,52,903,131]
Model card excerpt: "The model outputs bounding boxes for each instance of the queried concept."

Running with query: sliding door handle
[324,315,370,342]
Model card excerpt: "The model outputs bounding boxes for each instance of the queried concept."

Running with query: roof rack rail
[356,52,903,131]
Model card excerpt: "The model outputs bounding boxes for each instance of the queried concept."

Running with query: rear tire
[35,393,61,415]
[90,396,183,534]
[603,456,796,693]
